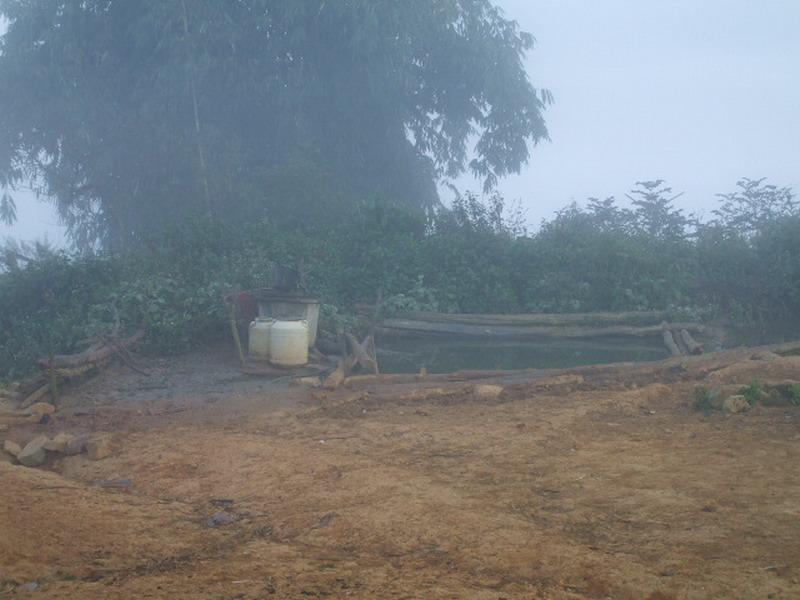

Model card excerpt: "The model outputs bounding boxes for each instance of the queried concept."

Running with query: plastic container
[269,319,309,367]
[248,318,273,359]
[255,291,320,348]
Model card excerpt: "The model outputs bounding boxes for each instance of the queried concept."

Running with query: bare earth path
[2,348,800,598]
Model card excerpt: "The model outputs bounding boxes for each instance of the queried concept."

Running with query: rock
[27,402,56,416]
[86,434,114,460]
[206,511,239,527]
[473,384,504,399]
[91,478,133,492]
[44,432,77,453]
[292,376,322,388]
[722,395,750,414]
[3,439,22,457]
[64,435,88,456]
[315,512,337,528]
[18,581,38,592]
[17,436,49,467]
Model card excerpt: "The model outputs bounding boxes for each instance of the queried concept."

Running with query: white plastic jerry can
[269,319,309,367]
[248,318,273,359]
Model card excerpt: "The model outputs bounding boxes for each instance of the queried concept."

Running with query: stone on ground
[86,434,114,460]
[17,436,49,467]
[27,402,56,416]
[64,435,87,456]
[44,432,77,453]
[3,439,22,457]
[722,394,750,414]
[473,384,504,399]
[292,376,322,388]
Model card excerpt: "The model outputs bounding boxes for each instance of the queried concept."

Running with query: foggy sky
[2,0,799,244]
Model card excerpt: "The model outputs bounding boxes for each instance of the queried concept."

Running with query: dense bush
[1,178,799,380]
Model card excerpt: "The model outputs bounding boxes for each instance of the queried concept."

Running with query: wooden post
[228,301,246,365]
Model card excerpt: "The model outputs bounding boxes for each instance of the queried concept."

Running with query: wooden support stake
[228,301,246,366]
[345,333,379,375]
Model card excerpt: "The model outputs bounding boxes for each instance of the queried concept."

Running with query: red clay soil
[1,348,800,598]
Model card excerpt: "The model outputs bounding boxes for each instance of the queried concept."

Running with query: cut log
[402,310,669,327]
[679,329,703,355]
[344,373,427,386]
[662,326,683,357]
[19,383,51,409]
[37,330,145,370]
[323,354,358,390]
[672,329,690,355]
[345,333,379,374]
[771,341,800,356]
[322,363,347,390]
[379,319,704,339]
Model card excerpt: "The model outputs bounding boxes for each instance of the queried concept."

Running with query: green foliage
[383,276,441,317]
[714,178,798,237]
[788,384,800,407]
[739,381,768,406]
[0,250,120,379]
[0,0,549,248]
[756,383,800,408]
[2,178,800,381]
[692,386,718,412]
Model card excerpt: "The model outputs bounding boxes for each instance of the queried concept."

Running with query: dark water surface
[377,336,669,374]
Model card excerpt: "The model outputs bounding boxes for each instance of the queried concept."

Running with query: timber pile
[17,329,146,408]
[378,311,704,341]
[322,333,379,390]
[661,323,704,356]
[401,310,670,326]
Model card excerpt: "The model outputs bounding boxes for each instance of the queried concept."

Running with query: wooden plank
[402,310,669,327]
[379,319,705,339]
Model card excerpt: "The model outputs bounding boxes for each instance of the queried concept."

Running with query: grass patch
[693,386,718,412]
[739,381,768,405]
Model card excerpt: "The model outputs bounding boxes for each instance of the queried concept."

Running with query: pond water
[377,337,669,374]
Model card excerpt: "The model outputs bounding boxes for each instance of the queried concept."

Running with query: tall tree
[0,0,550,248]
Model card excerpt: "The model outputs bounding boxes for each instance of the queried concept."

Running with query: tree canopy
[0,0,550,247]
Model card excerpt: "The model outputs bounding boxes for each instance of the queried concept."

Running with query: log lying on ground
[771,341,800,356]
[323,333,379,390]
[679,329,703,355]
[662,327,682,357]
[19,382,51,409]
[20,330,147,406]
[402,310,669,327]
[379,319,704,339]
[323,357,354,390]
[344,372,429,386]
[37,330,145,371]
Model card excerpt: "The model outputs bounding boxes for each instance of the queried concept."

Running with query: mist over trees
[1,2,799,380]
[2,175,799,379]
[0,0,550,248]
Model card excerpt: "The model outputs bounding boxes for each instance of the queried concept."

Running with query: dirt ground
[2,346,800,599]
